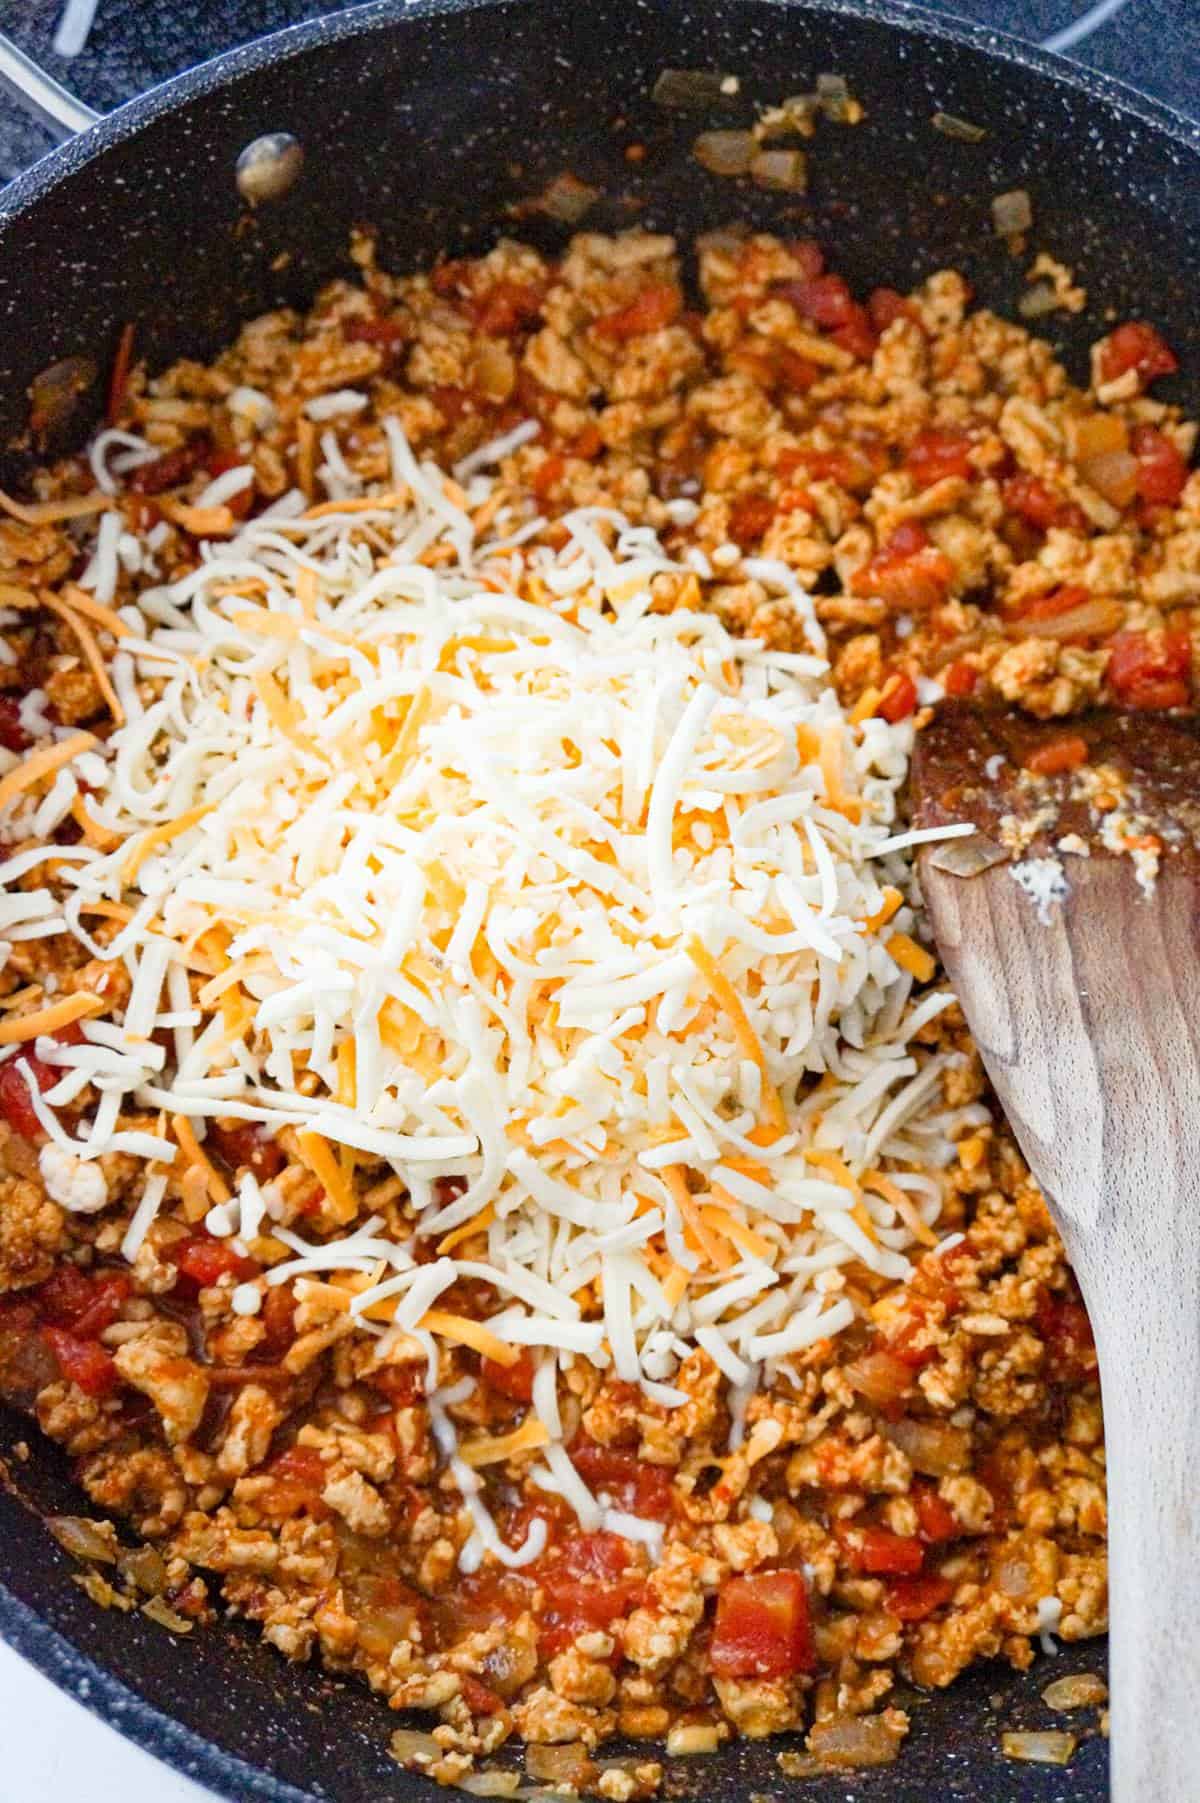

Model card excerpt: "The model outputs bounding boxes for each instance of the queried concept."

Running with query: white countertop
[0,1638,213,1803]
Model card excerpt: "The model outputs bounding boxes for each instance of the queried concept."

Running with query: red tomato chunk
[593,283,681,341]
[885,1574,954,1622]
[839,1524,924,1577]
[1131,424,1189,506]
[168,1232,260,1298]
[1106,628,1191,709]
[571,1438,675,1521]
[1023,734,1089,777]
[941,659,978,698]
[710,1570,816,1678]
[206,1120,286,1181]
[42,1327,120,1398]
[914,1485,959,1545]
[0,695,30,753]
[0,1052,59,1139]
[851,522,953,612]
[904,428,974,489]
[481,1349,534,1403]
[1099,321,1178,388]
[536,1531,646,1657]
[1002,473,1087,534]
[37,1267,130,1339]
[876,671,918,725]
[1037,1287,1098,1383]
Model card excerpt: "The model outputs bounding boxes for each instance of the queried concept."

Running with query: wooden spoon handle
[1088,1252,1200,1800]
[919,850,1200,1801]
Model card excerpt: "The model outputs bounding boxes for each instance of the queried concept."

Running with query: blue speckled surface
[0,0,1196,179]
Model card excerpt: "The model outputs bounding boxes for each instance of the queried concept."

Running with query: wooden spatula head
[909,701,1200,1803]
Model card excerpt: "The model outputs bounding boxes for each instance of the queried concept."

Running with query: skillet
[1,0,1197,1794]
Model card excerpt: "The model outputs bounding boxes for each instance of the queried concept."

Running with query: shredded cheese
[0,417,974,1554]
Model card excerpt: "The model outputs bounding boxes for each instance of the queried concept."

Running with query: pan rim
[0,0,1160,1795]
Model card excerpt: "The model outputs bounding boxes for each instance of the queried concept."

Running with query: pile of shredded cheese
[0,416,978,1560]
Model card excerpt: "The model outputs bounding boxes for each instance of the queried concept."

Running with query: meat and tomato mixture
[3,221,1188,1786]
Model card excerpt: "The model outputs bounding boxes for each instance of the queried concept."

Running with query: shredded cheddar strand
[887,931,937,983]
[0,733,96,816]
[171,1114,231,1205]
[0,991,105,1045]
[121,804,214,885]
[684,937,788,1136]
[296,1129,359,1225]
[419,1309,519,1365]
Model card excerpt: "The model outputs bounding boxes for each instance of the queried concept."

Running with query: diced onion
[1019,283,1059,320]
[886,1414,968,1475]
[750,149,808,192]
[141,1595,194,1633]
[1077,448,1139,508]
[808,1714,903,1768]
[992,190,1033,235]
[534,173,601,224]
[692,131,757,177]
[391,1728,441,1764]
[1042,1674,1107,1711]
[48,1515,119,1564]
[926,833,1008,877]
[932,112,987,143]
[458,1775,522,1797]
[653,69,736,109]
[1005,598,1124,643]
[1001,1731,1078,1766]
[525,1744,597,1787]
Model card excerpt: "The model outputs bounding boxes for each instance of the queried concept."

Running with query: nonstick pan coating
[3,0,1194,1793]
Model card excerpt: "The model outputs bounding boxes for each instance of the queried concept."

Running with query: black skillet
[0,0,1194,1793]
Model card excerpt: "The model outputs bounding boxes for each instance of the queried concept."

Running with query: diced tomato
[430,259,476,301]
[472,281,545,337]
[844,1346,919,1412]
[1098,321,1178,388]
[885,1573,953,1622]
[779,273,878,360]
[1014,583,1093,623]
[1036,1286,1098,1383]
[594,283,681,341]
[1024,733,1089,776]
[0,1052,60,1139]
[1131,424,1189,506]
[710,1570,816,1678]
[776,348,819,393]
[571,1437,675,1521]
[371,1362,425,1407]
[535,1531,647,1656]
[1106,627,1191,709]
[429,385,478,427]
[941,659,978,698]
[37,1267,130,1339]
[913,1485,959,1545]
[481,1349,534,1404]
[839,1524,925,1577]
[460,1674,504,1716]
[868,287,915,331]
[777,486,815,516]
[571,422,604,461]
[128,437,211,494]
[778,439,886,494]
[1002,472,1088,534]
[167,1232,260,1298]
[343,314,409,347]
[727,494,776,547]
[206,1120,286,1182]
[262,1443,329,1517]
[254,1284,297,1362]
[905,428,975,489]
[532,453,566,502]
[42,1326,120,1398]
[877,671,918,724]
[0,695,29,754]
[851,521,954,612]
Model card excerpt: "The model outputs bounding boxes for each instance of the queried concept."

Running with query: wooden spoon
[911,702,1200,1803]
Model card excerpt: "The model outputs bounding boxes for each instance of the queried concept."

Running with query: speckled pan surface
[0,0,1195,1795]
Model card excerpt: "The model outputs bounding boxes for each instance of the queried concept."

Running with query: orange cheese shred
[0,732,96,816]
[419,1310,520,1366]
[886,931,936,984]
[121,803,214,885]
[0,991,105,1045]
[684,937,788,1137]
[171,1113,232,1205]
[296,1129,359,1225]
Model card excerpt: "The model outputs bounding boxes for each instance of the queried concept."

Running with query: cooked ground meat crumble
[5,218,1189,1785]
